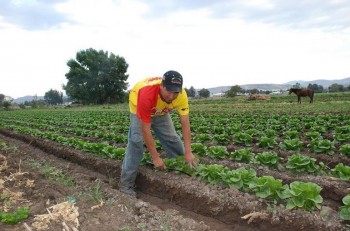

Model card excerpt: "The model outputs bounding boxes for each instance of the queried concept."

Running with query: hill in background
[206,77,350,95]
[11,77,350,102]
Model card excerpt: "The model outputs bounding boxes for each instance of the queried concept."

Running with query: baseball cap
[162,70,183,93]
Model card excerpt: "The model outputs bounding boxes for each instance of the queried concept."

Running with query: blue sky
[1,0,349,98]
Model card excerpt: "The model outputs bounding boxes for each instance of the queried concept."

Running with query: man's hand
[184,152,196,169]
[152,156,166,170]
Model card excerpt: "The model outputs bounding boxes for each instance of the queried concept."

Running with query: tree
[187,86,196,97]
[328,83,345,92]
[3,100,11,110]
[63,48,129,104]
[225,85,243,97]
[292,83,302,88]
[44,89,63,105]
[307,83,324,93]
[0,94,5,104]
[198,88,210,98]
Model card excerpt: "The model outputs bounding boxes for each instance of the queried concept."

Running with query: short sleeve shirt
[129,77,189,123]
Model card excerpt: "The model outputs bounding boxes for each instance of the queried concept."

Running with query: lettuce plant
[279,138,303,152]
[340,194,350,220]
[340,144,350,157]
[331,163,350,180]
[249,176,290,200]
[286,181,323,211]
[307,138,335,155]
[195,164,229,185]
[230,148,254,163]
[207,146,229,159]
[286,154,320,174]
[257,136,277,149]
[221,167,256,192]
[255,151,280,169]
[191,143,207,156]
[233,132,253,146]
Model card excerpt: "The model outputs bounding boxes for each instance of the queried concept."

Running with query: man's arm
[180,114,196,168]
[141,121,166,170]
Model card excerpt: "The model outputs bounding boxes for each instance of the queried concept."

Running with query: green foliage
[286,181,323,211]
[221,167,256,192]
[283,130,300,139]
[286,154,320,174]
[0,207,29,224]
[163,156,197,175]
[340,144,350,156]
[279,138,303,151]
[230,148,254,163]
[44,89,63,105]
[195,164,228,185]
[207,146,229,159]
[64,48,129,104]
[225,85,243,97]
[305,131,322,140]
[340,194,350,220]
[257,136,277,149]
[191,143,207,156]
[307,138,335,154]
[255,151,280,169]
[198,88,210,98]
[331,163,350,180]
[233,132,253,146]
[249,176,290,200]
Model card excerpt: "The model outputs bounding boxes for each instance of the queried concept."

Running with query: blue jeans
[120,113,185,188]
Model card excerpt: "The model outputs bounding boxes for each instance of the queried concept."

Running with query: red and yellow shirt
[129,77,189,123]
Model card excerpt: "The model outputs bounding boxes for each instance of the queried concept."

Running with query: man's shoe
[119,187,137,197]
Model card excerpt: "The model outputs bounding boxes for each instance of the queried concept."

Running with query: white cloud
[0,0,349,98]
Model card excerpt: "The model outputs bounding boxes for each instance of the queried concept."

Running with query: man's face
[160,84,179,104]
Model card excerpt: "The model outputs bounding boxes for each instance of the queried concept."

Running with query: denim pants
[120,113,185,188]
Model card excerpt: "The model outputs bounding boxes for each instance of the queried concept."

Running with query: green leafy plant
[279,138,303,151]
[255,151,280,169]
[305,131,322,140]
[308,138,335,155]
[257,136,277,149]
[213,134,231,145]
[340,194,350,220]
[207,146,229,159]
[221,167,256,192]
[230,148,254,163]
[249,176,290,200]
[191,143,207,156]
[193,133,212,143]
[331,163,350,180]
[286,181,323,211]
[286,154,320,174]
[195,164,228,185]
[283,130,300,139]
[0,207,29,224]
[233,132,253,146]
[340,144,350,156]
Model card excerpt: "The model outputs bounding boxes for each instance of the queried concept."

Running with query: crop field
[1,92,350,230]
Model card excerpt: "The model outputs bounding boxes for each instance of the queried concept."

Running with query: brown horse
[289,88,314,104]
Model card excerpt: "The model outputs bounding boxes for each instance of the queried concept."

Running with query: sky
[0,0,350,99]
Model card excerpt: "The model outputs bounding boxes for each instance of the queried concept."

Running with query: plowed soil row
[0,128,348,231]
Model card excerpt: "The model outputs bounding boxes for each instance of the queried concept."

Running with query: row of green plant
[141,154,350,220]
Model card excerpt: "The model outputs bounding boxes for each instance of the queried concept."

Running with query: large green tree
[225,85,243,97]
[63,48,129,104]
[198,88,210,98]
[44,89,63,105]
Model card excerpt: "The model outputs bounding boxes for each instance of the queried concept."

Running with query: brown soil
[0,128,349,231]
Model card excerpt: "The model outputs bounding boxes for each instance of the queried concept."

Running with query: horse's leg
[298,96,301,104]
